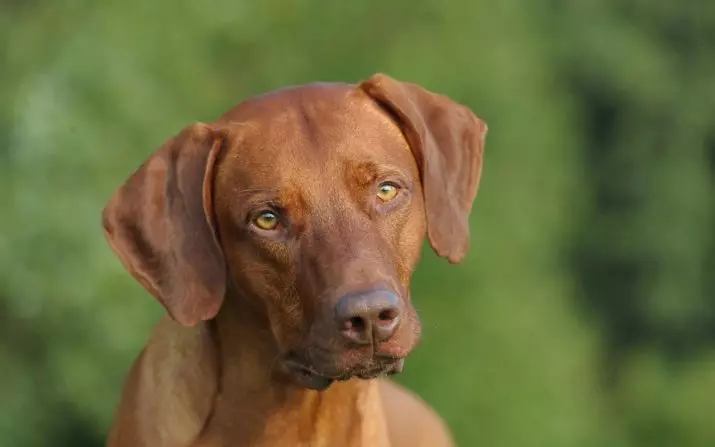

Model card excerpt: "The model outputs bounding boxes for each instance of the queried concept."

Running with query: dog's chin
[282,358,406,392]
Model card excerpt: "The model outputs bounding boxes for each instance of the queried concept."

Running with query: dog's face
[213,86,427,388]
[102,74,486,390]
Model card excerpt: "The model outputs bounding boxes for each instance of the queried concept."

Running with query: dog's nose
[335,290,401,345]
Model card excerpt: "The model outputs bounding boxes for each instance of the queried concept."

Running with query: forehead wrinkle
[220,89,416,213]
[295,100,323,148]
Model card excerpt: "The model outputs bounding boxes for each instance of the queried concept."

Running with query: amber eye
[253,211,279,230]
[376,182,399,202]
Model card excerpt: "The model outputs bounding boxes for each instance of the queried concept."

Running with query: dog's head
[102,73,487,390]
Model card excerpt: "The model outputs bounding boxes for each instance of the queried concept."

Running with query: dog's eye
[376,182,399,202]
[253,211,280,230]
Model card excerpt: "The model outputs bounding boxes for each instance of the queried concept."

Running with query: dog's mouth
[282,357,405,391]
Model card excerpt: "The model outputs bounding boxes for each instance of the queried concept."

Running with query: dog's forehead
[216,83,416,188]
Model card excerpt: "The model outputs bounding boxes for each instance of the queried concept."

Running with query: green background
[2,1,714,446]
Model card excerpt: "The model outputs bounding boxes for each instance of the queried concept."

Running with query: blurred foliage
[1,1,714,446]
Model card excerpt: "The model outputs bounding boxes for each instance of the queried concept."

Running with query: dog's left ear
[360,73,488,263]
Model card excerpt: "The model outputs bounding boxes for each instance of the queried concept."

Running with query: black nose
[335,290,402,345]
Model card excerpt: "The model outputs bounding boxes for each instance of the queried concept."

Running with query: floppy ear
[360,73,488,264]
[102,123,227,326]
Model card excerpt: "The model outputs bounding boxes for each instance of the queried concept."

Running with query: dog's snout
[335,290,402,344]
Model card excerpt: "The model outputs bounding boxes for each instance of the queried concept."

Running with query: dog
[102,73,486,446]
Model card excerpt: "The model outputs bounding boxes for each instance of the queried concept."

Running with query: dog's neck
[194,293,389,446]
[212,295,282,392]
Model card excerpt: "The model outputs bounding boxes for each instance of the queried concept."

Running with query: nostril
[373,307,401,342]
[377,308,398,322]
[348,316,365,330]
[340,315,370,345]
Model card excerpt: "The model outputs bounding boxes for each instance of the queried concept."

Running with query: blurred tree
[1,1,714,446]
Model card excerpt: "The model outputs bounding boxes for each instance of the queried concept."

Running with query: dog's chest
[196,381,391,447]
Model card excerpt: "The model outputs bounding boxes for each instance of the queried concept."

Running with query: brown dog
[102,73,486,447]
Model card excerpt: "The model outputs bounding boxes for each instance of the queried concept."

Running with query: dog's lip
[357,357,405,378]
[282,356,405,389]
[282,359,335,391]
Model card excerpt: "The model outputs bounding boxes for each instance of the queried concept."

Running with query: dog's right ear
[102,123,227,327]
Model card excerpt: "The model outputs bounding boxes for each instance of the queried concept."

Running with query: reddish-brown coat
[102,73,487,447]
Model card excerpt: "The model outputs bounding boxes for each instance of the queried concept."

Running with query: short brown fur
[102,73,487,447]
